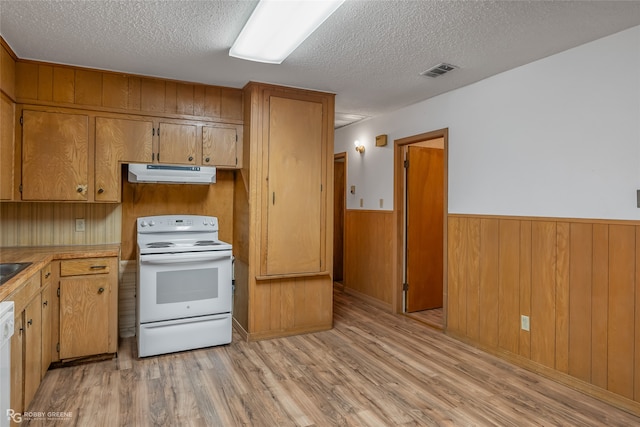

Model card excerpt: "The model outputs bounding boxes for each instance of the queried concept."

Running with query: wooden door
[22,110,89,201]
[24,294,42,408]
[0,93,14,200]
[264,95,323,275]
[202,126,237,167]
[333,158,345,282]
[157,122,197,165]
[406,146,444,312]
[60,276,110,359]
[95,116,153,201]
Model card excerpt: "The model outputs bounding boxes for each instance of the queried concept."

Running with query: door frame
[392,129,448,327]
[333,152,347,284]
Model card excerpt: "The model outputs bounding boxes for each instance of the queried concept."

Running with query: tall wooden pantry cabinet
[234,82,335,340]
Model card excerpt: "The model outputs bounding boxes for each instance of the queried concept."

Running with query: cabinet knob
[98,287,105,294]
[205,157,210,163]
[27,319,32,326]
[188,156,194,162]
[43,300,48,307]
[98,188,105,194]
[45,272,51,278]
[76,186,83,193]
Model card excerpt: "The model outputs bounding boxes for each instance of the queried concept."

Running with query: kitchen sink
[0,262,32,286]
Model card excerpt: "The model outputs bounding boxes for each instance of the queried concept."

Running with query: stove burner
[146,242,176,248]
[194,240,219,246]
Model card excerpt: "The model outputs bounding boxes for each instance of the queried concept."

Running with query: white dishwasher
[0,301,14,427]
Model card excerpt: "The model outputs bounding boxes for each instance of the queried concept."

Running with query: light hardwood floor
[406,308,444,330]
[26,289,640,426]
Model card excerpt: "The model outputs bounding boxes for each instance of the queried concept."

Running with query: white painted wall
[335,25,640,220]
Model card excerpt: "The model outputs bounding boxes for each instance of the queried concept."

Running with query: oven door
[138,250,232,323]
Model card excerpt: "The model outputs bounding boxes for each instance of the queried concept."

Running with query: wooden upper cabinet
[157,122,197,165]
[95,116,153,201]
[21,109,89,201]
[202,125,237,168]
[0,93,14,200]
[263,94,325,276]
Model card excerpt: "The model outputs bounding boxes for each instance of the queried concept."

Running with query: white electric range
[136,215,232,357]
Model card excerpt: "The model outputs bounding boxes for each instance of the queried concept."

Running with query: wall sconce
[354,140,365,154]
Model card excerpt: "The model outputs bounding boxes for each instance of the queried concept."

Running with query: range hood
[128,164,216,184]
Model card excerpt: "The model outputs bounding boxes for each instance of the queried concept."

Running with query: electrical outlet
[359,198,363,207]
[379,198,384,208]
[75,218,85,232]
[521,315,530,331]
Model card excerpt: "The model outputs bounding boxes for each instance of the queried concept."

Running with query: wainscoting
[448,214,640,412]
[344,209,393,305]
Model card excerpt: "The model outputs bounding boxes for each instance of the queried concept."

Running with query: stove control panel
[137,215,218,233]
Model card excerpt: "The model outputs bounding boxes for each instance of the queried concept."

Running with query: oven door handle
[140,253,231,264]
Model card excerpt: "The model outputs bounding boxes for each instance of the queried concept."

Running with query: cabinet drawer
[60,258,112,276]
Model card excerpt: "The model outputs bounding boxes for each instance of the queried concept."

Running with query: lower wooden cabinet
[59,256,118,360]
[8,269,44,417]
[23,293,41,407]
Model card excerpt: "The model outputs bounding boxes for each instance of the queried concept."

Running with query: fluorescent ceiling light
[230,0,345,64]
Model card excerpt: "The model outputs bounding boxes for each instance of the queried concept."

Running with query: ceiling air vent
[420,63,458,78]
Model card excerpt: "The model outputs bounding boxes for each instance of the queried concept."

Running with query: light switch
[350,185,356,194]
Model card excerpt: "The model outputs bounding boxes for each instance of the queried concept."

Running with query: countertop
[0,244,120,301]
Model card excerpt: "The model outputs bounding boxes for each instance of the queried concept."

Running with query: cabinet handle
[98,188,105,194]
[205,157,210,163]
[45,272,51,278]
[27,319,32,326]
[272,192,275,205]
[98,287,105,294]
[90,265,107,270]
[43,300,48,307]
[19,327,23,334]
[188,156,194,162]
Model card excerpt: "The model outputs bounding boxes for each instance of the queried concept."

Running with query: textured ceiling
[1,1,640,126]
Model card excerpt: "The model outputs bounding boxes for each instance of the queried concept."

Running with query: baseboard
[343,287,392,312]
[232,317,248,341]
[246,323,333,342]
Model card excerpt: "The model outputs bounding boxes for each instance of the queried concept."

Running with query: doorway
[393,130,448,330]
[333,153,346,284]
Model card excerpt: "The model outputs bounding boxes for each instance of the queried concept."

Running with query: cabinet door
[157,122,197,165]
[264,95,323,275]
[95,116,154,201]
[41,282,52,378]
[23,294,42,409]
[22,110,89,201]
[202,126,237,167]
[60,275,110,359]
[10,314,24,418]
[0,94,14,200]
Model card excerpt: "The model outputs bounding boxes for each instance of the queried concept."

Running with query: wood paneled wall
[251,275,333,340]
[344,210,393,305]
[120,170,235,260]
[0,202,121,247]
[448,214,640,406]
[14,61,242,122]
